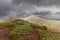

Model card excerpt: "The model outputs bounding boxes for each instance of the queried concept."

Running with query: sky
[0,0,60,20]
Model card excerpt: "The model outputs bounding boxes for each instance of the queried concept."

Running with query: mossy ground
[0,19,60,40]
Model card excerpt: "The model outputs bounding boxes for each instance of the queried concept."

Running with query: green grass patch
[29,23,42,28]
[29,23,47,30]
[1,22,15,27]
[8,25,33,37]
[12,19,28,25]
[36,29,60,40]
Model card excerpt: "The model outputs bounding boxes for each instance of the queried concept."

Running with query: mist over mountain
[0,0,60,20]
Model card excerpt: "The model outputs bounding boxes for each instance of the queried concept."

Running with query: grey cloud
[24,0,43,5]
[12,0,23,5]
[16,13,30,18]
[0,0,60,20]
[54,12,60,15]
[8,0,60,20]
[0,0,12,17]
[12,0,43,5]
[34,11,51,17]
[24,0,60,6]
[48,12,60,19]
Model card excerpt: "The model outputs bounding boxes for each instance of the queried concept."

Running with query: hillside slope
[23,15,60,33]
[0,18,60,40]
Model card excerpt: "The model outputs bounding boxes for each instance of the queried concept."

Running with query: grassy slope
[23,16,60,31]
[0,19,60,40]
[22,16,60,36]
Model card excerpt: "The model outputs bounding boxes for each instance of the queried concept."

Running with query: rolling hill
[23,15,60,33]
[0,17,60,40]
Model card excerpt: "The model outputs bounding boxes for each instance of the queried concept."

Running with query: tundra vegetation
[0,19,60,40]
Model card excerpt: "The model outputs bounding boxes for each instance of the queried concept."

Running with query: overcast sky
[0,0,60,20]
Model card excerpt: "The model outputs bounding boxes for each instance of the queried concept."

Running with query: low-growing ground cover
[0,19,60,40]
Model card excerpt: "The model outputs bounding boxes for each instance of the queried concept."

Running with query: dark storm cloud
[0,0,60,20]
[25,0,60,6]
[0,4,12,16]
[34,11,51,17]
[0,0,12,17]
[12,0,43,5]
[13,0,60,6]
[12,0,23,5]
[24,0,44,5]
